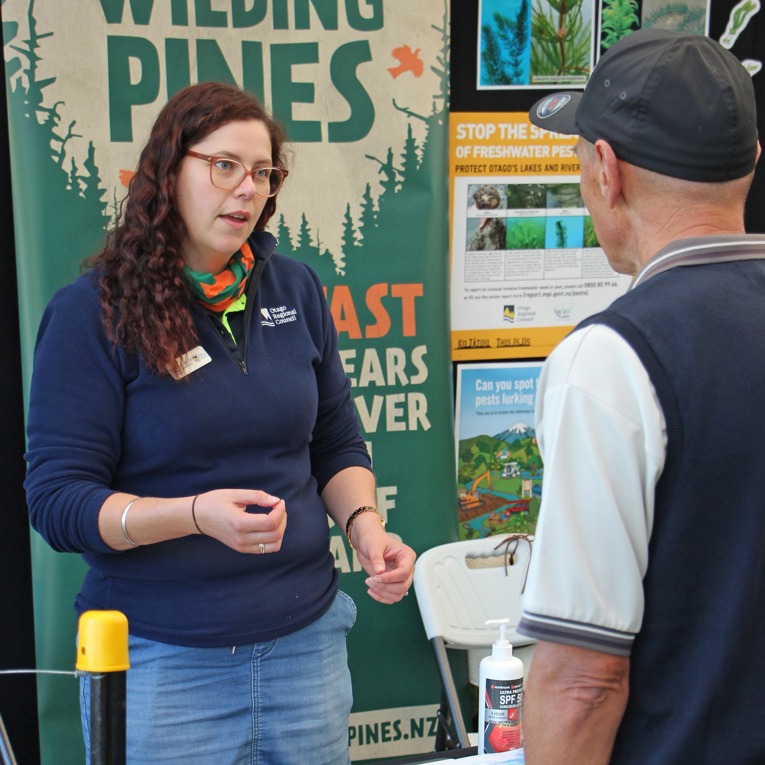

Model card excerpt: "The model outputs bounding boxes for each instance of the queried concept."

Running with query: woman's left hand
[351,514,416,604]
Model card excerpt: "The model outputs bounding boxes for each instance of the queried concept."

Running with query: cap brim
[529,92,583,135]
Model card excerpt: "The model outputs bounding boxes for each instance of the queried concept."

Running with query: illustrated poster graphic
[455,362,543,540]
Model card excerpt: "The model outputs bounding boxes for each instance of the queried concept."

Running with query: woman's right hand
[190,489,287,554]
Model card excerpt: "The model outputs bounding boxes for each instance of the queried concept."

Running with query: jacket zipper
[207,314,249,375]
[198,244,271,377]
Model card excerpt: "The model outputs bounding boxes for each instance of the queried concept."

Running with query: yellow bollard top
[76,610,130,672]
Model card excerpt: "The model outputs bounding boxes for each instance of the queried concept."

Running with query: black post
[76,611,130,765]
[89,671,127,765]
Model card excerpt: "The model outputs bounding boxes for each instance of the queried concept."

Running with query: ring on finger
[258,543,266,554]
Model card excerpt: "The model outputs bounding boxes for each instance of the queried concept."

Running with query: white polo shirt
[518,323,666,655]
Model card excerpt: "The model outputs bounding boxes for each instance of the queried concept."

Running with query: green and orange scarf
[182,243,255,312]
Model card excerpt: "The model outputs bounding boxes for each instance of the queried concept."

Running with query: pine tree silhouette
[66,157,79,194]
[400,122,421,183]
[5,2,110,303]
[358,183,378,239]
[297,213,312,250]
[339,202,361,275]
[275,214,293,251]
[82,142,109,218]
[294,212,321,264]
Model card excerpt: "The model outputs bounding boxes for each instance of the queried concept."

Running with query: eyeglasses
[185,151,287,197]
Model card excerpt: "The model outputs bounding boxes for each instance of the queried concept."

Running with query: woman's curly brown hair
[88,82,288,376]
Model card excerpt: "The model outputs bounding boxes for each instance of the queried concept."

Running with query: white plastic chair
[412,534,536,751]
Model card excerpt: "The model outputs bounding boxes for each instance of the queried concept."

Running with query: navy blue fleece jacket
[25,231,371,647]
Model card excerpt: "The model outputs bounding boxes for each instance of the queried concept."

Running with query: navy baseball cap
[529,28,758,182]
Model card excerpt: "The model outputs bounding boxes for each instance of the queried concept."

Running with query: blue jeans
[80,590,356,764]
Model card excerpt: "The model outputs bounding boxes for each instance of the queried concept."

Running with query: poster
[455,362,543,540]
[478,0,596,88]
[449,112,632,360]
[2,1,455,761]
[599,0,710,54]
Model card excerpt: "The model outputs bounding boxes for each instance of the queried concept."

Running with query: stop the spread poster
[2,1,455,761]
[449,112,631,360]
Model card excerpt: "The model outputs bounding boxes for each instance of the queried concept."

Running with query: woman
[25,82,416,764]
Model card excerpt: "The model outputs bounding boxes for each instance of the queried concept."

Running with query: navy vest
[580,256,765,764]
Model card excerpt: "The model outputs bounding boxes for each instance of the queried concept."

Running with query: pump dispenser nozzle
[485,618,514,661]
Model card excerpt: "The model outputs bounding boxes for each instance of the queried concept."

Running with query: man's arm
[524,640,630,765]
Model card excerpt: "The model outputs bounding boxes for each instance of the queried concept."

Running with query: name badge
[171,346,212,380]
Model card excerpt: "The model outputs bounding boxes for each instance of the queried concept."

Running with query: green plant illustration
[720,0,760,48]
[643,4,706,34]
[480,0,530,85]
[506,218,546,249]
[547,183,583,208]
[507,183,547,209]
[555,219,568,248]
[584,216,599,247]
[547,216,584,248]
[601,0,639,49]
[531,0,591,80]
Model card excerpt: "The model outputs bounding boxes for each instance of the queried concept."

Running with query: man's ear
[594,139,622,209]
[756,140,761,165]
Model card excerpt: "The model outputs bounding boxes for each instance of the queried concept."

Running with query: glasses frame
[185,151,288,197]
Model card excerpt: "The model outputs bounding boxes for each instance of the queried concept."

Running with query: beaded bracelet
[120,498,142,547]
[345,505,385,549]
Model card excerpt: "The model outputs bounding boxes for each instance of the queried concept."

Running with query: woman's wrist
[190,494,204,535]
[103,493,202,550]
[345,505,385,549]
[120,497,143,546]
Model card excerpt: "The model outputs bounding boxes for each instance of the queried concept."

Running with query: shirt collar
[630,234,765,290]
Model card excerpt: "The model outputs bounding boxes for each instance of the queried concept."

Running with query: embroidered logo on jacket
[261,305,298,327]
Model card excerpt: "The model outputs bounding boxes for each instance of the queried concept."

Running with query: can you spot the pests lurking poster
[455,362,545,541]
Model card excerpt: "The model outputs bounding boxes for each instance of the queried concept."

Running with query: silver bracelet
[120,498,142,546]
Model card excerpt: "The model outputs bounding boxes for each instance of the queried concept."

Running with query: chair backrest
[413,535,534,650]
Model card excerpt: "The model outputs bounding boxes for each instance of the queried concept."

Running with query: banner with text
[3,1,455,761]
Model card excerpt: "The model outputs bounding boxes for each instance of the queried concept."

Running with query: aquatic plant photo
[530,0,594,85]
[479,0,533,86]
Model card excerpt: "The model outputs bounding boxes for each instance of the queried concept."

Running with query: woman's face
[176,119,273,274]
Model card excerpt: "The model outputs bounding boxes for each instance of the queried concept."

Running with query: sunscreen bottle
[478,618,524,754]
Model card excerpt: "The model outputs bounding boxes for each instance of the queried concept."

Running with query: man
[517,28,765,765]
